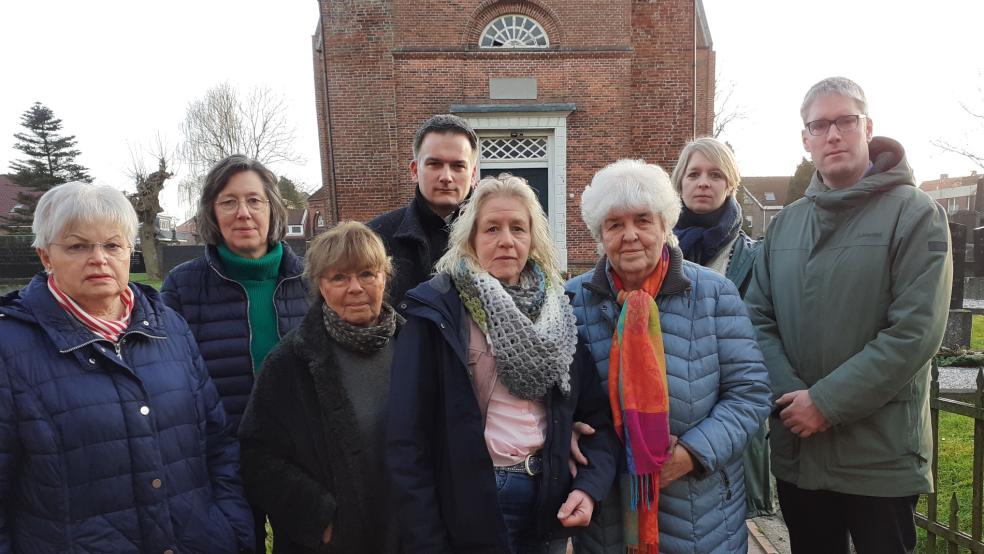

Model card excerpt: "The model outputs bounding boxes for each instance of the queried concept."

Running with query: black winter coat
[238,303,394,554]
[387,274,619,553]
[161,243,308,431]
[368,192,452,306]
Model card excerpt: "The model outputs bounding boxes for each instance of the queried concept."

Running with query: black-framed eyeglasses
[805,114,867,137]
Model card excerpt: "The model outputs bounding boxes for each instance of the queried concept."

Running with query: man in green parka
[745,76,952,554]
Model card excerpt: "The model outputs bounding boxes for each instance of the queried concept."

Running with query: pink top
[466,318,547,467]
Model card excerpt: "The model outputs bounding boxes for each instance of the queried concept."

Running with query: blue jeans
[494,469,569,554]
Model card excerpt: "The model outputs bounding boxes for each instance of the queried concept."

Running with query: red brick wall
[313,0,713,266]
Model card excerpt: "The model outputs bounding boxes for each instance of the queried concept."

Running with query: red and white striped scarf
[47,274,134,343]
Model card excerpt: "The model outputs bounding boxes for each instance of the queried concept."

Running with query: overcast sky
[1,1,982,220]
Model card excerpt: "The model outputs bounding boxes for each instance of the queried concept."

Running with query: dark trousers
[777,479,918,554]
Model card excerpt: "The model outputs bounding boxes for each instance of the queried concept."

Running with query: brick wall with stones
[313,0,712,267]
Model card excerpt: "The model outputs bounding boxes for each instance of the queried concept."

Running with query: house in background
[285,208,307,239]
[0,175,33,235]
[920,171,982,214]
[309,0,715,270]
[738,176,790,238]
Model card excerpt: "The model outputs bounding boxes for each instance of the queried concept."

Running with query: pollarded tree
[2,102,91,233]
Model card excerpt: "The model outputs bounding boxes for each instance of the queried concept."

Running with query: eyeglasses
[805,114,867,137]
[323,270,381,288]
[215,196,269,215]
[50,241,132,260]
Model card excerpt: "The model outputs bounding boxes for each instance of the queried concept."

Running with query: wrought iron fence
[915,362,984,553]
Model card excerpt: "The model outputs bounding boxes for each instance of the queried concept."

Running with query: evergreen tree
[277,176,308,209]
[785,157,816,206]
[2,102,91,233]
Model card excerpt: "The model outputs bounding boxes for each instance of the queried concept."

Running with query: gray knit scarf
[451,262,578,400]
[322,301,403,354]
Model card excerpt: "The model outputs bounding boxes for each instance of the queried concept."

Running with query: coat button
[139,406,150,416]
[88,358,96,364]
[151,478,162,489]
[142,320,149,326]
[440,323,446,329]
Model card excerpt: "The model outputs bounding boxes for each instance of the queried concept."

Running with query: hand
[322,525,333,544]
[776,390,829,438]
[659,435,694,488]
[569,421,596,477]
[557,489,595,527]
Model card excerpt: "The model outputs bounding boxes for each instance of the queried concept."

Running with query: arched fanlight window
[480,14,549,48]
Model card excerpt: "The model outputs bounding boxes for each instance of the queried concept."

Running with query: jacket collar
[583,244,691,300]
[4,273,168,353]
[804,136,915,212]
[401,273,470,365]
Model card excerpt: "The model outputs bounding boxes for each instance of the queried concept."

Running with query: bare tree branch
[713,76,747,139]
[932,71,984,170]
[180,82,301,199]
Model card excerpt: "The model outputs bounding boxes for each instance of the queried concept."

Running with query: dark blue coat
[161,243,308,431]
[0,274,254,553]
[387,274,618,553]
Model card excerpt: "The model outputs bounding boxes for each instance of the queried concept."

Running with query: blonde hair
[304,221,392,295]
[435,173,562,286]
[670,137,741,196]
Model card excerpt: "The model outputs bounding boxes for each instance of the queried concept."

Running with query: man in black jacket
[369,114,479,304]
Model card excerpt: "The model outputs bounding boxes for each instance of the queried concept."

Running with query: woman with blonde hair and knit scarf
[566,159,771,554]
[387,174,618,553]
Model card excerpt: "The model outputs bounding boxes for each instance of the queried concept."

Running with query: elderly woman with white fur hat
[566,160,770,554]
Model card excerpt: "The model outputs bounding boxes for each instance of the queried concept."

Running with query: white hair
[800,76,868,123]
[32,181,138,248]
[580,159,680,249]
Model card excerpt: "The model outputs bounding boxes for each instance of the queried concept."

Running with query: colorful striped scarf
[48,274,134,343]
[608,247,671,553]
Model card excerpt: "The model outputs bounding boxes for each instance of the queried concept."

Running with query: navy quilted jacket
[566,248,771,554]
[0,275,254,553]
[161,243,308,431]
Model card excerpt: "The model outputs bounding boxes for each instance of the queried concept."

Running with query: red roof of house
[0,175,32,216]
[741,176,791,207]
[176,217,196,233]
[919,171,981,191]
[306,186,329,203]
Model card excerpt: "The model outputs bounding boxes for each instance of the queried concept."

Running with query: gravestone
[947,222,972,348]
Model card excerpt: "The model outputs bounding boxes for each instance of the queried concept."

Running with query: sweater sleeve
[744,224,809,400]
[385,315,454,554]
[238,344,337,549]
[809,201,952,426]
[678,279,772,475]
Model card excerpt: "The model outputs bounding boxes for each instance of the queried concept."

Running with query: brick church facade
[307,0,715,270]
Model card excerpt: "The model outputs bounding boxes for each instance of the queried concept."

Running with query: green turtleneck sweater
[217,242,283,372]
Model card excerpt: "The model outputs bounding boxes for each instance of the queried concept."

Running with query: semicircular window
[480,15,549,48]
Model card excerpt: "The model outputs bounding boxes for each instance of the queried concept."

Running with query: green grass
[129,272,162,290]
[914,315,984,552]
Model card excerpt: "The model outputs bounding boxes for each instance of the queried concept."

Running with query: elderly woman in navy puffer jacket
[0,182,252,553]
[566,160,770,554]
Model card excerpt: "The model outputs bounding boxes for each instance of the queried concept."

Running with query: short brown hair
[304,221,393,294]
[195,155,288,246]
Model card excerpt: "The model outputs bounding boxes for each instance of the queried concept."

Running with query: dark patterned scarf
[673,195,742,265]
[322,301,403,354]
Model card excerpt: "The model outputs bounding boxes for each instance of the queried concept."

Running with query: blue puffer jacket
[566,247,771,554]
[0,275,254,553]
[161,243,308,431]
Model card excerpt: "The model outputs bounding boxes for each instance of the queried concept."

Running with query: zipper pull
[115,341,122,359]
